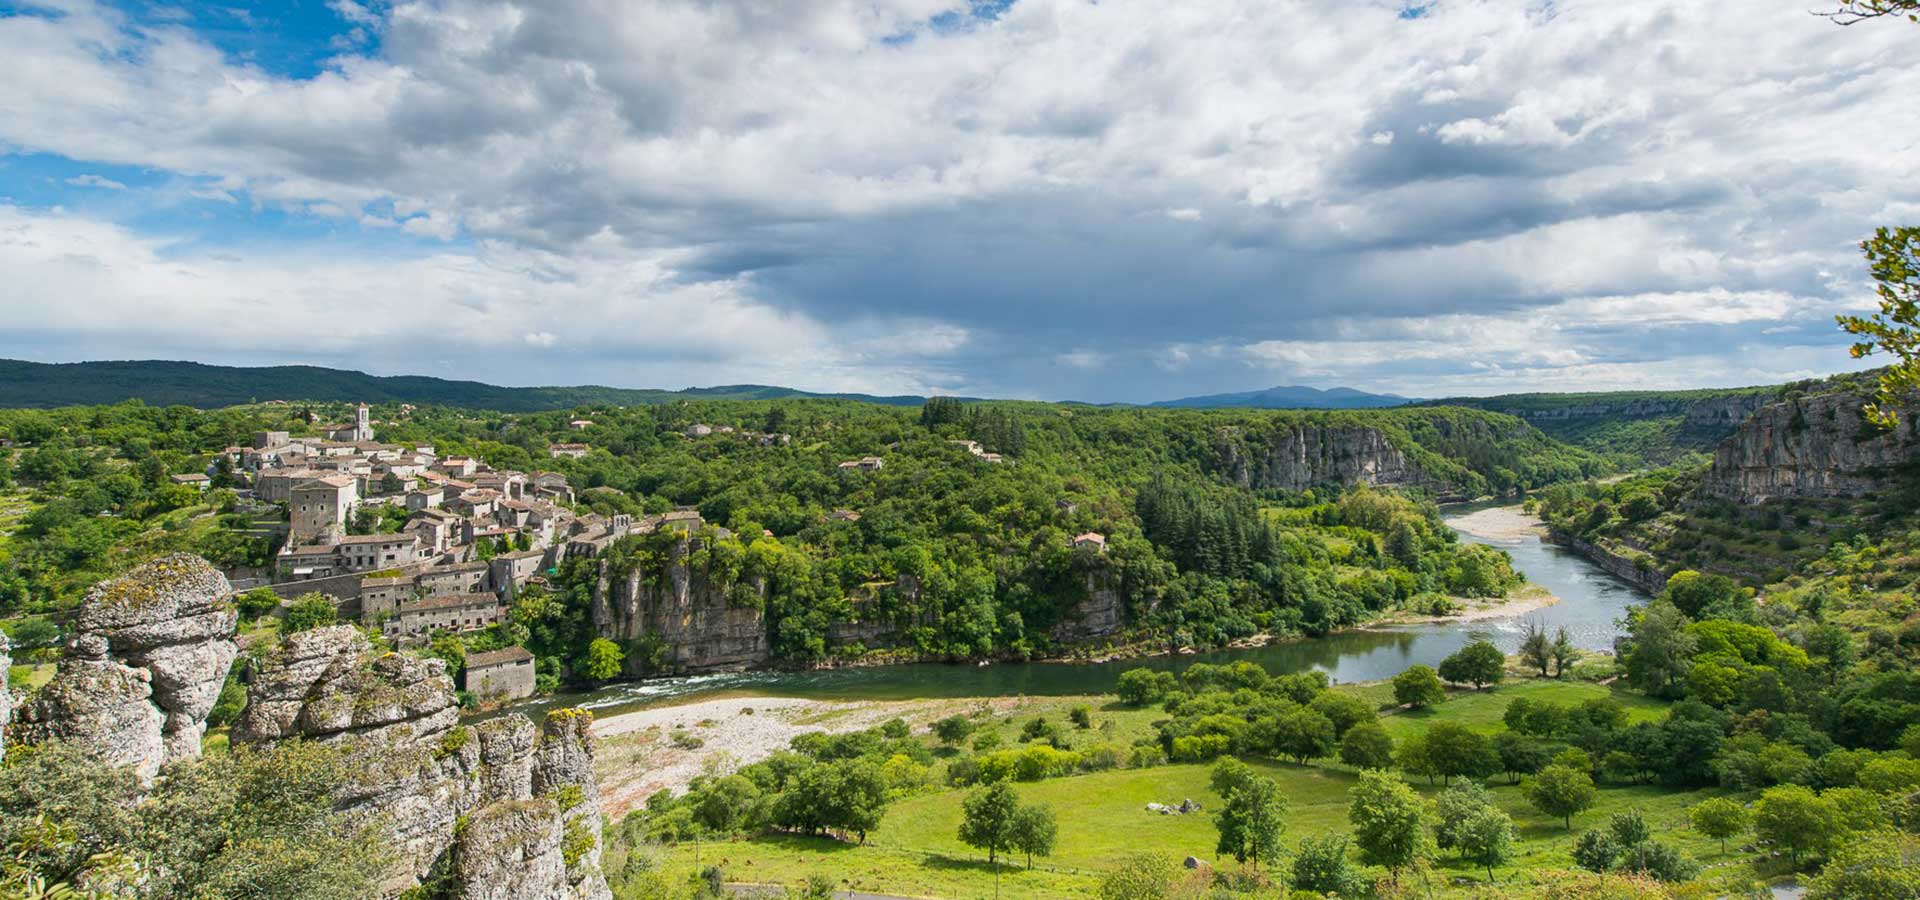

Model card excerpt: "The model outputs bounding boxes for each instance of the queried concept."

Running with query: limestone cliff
[0,633,10,762]
[238,625,612,899]
[12,554,236,779]
[593,537,769,672]
[1211,424,1445,495]
[1049,572,1126,644]
[1701,391,1917,503]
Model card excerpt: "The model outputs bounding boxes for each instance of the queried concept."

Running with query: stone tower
[355,402,373,442]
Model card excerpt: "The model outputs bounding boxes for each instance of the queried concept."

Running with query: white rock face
[0,632,11,762]
[14,554,236,779]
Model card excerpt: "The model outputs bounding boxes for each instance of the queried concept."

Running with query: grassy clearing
[636,678,1767,898]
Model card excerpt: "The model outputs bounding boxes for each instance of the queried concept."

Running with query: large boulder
[237,625,611,899]
[13,555,236,778]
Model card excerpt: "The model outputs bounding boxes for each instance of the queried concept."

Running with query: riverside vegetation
[6,374,1920,897]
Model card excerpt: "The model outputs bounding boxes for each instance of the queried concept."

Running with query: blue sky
[0,0,1912,401]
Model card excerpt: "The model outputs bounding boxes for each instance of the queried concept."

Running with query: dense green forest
[0,359,937,411]
[0,398,1593,674]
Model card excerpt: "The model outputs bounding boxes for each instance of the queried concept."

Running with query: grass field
[639,679,1774,898]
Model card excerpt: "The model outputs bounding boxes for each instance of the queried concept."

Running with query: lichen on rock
[13,553,236,779]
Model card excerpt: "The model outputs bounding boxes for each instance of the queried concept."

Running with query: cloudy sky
[0,0,1914,402]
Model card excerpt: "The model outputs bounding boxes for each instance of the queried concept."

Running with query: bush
[1291,833,1365,896]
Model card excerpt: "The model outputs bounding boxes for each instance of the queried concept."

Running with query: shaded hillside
[0,359,932,411]
[1429,386,1781,463]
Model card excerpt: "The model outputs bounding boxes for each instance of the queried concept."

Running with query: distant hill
[0,359,934,411]
[1151,385,1415,409]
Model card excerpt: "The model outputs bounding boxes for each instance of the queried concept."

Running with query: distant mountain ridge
[1151,385,1415,409]
[0,359,935,411]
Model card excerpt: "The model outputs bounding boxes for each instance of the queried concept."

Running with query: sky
[0,0,1914,403]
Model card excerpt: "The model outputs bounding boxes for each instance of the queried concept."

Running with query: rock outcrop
[593,537,769,672]
[1701,391,1917,503]
[12,554,236,778]
[1211,424,1448,496]
[0,633,12,762]
[238,625,610,899]
[1050,573,1126,644]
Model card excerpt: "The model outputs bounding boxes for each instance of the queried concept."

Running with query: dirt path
[590,695,1031,819]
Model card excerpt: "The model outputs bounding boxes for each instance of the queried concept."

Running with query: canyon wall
[1701,391,1917,503]
[1211,424,1446,495]
[592,537,770,672]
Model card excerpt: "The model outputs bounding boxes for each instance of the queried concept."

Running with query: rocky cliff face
[593,538,769,672]
[0,633,11,762]
[1702,391,1917,503]
[12,553,236,779]
[1049,573,1126,644]
[1211,425,1446,495]
[238,625,612,900]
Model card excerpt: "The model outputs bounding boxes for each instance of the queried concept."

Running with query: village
[202,403,1069,704]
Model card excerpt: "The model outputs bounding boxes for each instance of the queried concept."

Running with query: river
[515,503,1648,719]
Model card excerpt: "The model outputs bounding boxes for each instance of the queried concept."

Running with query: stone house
[290,475,358,541]
[406,486,446,511]
[1072,532,1108,553]
[569,419,593,430]
[414,560,492,596]
[358,575,417,622]
[254,467,321,503]
[407,508,460,553]
[436,457,478,478]
[168,473,210,490]
[531,472,573,504]
[387,594,507,637]
[837,456,885,472]
[685,424,714,437]
[464,647,537,701]
[547,443,590,459]
[472,472,526,500]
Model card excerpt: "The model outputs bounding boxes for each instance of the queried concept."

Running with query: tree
[1753,784,1842,866]
[1623,601,1696,699]
[1098,854,1178,900]
[235,587,281,621]
[1434,781,1496,856]
[1291,833,1366,896]
[1347,769,1430,880]
[1339,723,1395,770]
[1806,829,1920,900]
[1425,722,1499,784]
[1519,621,1553,677]
[1526,764,1596,829]
[1392,665,1446,709]
[1214,775,1289,866]
[282,593,337,632]
[1438,640,1505,690]
[1821,0,1920,24]
[1309,691,1376,738]
[1550,626,1579,677]
[1456,805,1516,883]
[1008,803,1057,869]
[1688,797,1748,855]
[1493,732,1553,785]
[1839,227,1920,426]
[933,715,976,747]
[958,782,1020,865]
[1268,708,1336,765]
[582,637,624,682]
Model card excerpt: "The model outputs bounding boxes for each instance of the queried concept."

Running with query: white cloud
[0,0,1911,399]
[64,174,125,189]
